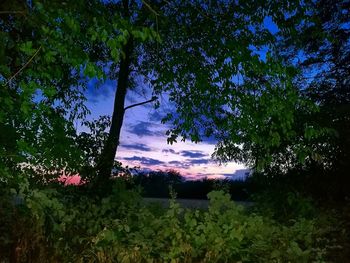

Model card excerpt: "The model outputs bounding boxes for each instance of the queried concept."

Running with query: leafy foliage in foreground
[0,178,341,263]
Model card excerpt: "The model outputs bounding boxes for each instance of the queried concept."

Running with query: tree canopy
[1,0,349,198]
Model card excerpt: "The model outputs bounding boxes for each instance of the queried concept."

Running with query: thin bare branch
[142,0,159,16]
[4,46,42,86]
[124,96,157,111]
[0,11,25,14]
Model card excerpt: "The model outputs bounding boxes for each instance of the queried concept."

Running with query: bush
[0,177,141,262]
[0,179,337,262]
[92,191,328,263]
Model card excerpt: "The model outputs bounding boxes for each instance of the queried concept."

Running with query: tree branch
[124,96,157,111]
[4,46,42,86]
[0,11,25,14]
[142,0,159,16]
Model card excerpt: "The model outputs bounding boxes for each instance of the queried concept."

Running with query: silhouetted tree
[275,0,350,199]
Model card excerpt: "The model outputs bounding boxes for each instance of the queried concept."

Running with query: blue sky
[84,80,248,180]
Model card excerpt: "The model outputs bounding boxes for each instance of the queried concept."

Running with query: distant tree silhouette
[134,169,255,200]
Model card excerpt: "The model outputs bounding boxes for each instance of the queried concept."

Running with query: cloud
[120,143,152,152]
[221,169,250,180]
[127,121,153,137]
[127,121,164,137]
[187,158,211,165]
[162,149,178,154]
[148,111,164,122]
[180,150,208,158]
[166,157,211,169]
[167,160,190,169]
[122,156,165,166]
[168,160,182,165]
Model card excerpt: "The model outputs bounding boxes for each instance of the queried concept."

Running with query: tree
[1,0,163,186]
[96,0,323,184]
[145,0,323,171]
[274,0,350,198]
[1,0,326,190]
[133,169,184,197]
[0,0,125,184]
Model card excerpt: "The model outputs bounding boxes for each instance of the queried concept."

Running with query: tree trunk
[96,36,134,182]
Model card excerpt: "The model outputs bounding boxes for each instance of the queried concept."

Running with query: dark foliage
[133,170,257,201]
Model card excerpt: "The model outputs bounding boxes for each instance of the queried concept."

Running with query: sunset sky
[84,80,249,181]
[78,16,279,181]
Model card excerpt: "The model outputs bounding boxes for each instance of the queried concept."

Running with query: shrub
[0,179,335,263]
[92,191,328,263]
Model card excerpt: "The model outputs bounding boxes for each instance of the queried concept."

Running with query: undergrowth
[0,177,345,262]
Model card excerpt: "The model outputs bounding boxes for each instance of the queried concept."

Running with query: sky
[75,17,280,182]
[83,79,249,181]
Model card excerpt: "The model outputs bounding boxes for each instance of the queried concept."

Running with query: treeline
[132,170,257,201]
